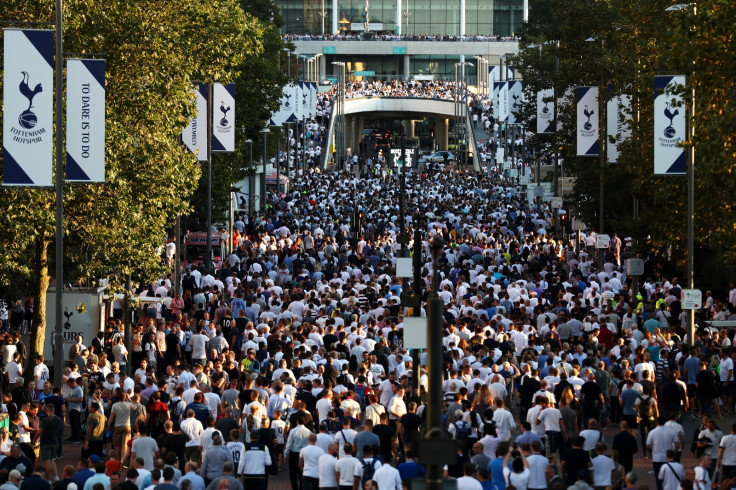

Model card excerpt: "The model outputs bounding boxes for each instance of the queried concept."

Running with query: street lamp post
[331,61,346,169]
[283,48,291,77]
[246,139,254,218]
[667,3,696,346]
[586,36,606,236]
[260,128,270,213]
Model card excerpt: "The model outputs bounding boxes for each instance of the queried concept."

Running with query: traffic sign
[596,234,610,249]
[396,257,413,278]
[403,317,427,349]
[551,197,563,208]
[390,148,413,167]
[682,289,702,310]
[626,259,645,276]
[572,220,586,231]
[520,175,529,185]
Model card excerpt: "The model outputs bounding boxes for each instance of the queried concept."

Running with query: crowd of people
[283,34,519,42]
[4,80,736,490]
[343,80,462,101]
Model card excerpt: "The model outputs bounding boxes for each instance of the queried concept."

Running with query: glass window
[276,0,524,36]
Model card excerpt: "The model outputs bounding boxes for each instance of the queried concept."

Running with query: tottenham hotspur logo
[663,102,679,139]
[18,71,43,129]
[219,101,231,127]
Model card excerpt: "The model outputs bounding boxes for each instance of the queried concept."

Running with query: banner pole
[206,83,213,272]
[54,0,65,389]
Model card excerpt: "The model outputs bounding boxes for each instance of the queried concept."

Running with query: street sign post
[682,289,702,310]
[626,258,645,276]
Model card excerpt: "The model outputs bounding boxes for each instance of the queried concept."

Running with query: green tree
[187,0,292,230]
[0,0,262,372]
[512,0,736,280]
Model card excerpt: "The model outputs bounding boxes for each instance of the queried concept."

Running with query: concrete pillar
[357,117,365,153]
[319,55,326,84]
[408,120,416,139]
[396,0,402,35]
[460,0,466,37]
[351,116,358,154]
[333,0,338,34]
[523,0,529,22]
[439,119,449,150]
[404,54,410,80]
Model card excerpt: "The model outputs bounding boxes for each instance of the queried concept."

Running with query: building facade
[277,0,525,81]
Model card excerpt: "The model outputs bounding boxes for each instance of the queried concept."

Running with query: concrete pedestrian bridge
[343,96,459,118]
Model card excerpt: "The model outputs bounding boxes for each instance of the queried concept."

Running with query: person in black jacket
[612,421,638,474]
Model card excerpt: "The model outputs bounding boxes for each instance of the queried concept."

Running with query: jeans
[640,419,655,457]
[653,461,664,490]
[69,409,82,441]
[57,425,63,458]
[289,451,301,490]
[302,476,320,490]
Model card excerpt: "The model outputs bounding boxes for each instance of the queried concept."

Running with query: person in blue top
[397,449,426,481]
[618,378,641,432]
[487,441,511,490]
[683,348,701,417]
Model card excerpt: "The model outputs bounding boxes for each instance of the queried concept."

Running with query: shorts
[687,384,697,398]
[185,446,202,462]
[623,413,638,429]
[719,381,733,397]
[40,444,58,461]
[113,426,132,449]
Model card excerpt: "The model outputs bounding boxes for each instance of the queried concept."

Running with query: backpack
[360,457,379,486]
[130,403,146,428]
[355,384,369,409]
[153,404,168,429]
[639,396,654,420]
[453,420,471,448]
[168,398,182,421]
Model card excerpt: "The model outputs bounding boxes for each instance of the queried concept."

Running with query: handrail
[322,104,337,169]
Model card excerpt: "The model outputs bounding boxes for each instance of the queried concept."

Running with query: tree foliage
[187,0,292,230]
[513,0,736,284]
[0,0,264,370]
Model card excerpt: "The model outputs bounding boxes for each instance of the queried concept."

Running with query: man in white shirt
[190,327,209,366]
[299,434,324,490]
[353,445,382,490]
[694,455,713,490]
[591,442,616,489]
[657,449,684,490]
[535,398,566,458]
[647,417,681,490]
[317,443,339,490]
[180,410,204,462]
[334,419,358,458]
[315,390,333,424]
[387,385,407,434]
[33,355,49,393]
[371,454,404,490]
[492,398,516,442]
[335,442,358,489]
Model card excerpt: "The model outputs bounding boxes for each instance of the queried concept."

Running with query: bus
[183,232,225,270]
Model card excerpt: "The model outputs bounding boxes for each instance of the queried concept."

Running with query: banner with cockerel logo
[212,83,235,152]
[576,86,599,157]
[654,75,686,175]
[3,29,54,186]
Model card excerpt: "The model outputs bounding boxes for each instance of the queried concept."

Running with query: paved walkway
[50,410,722,490]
